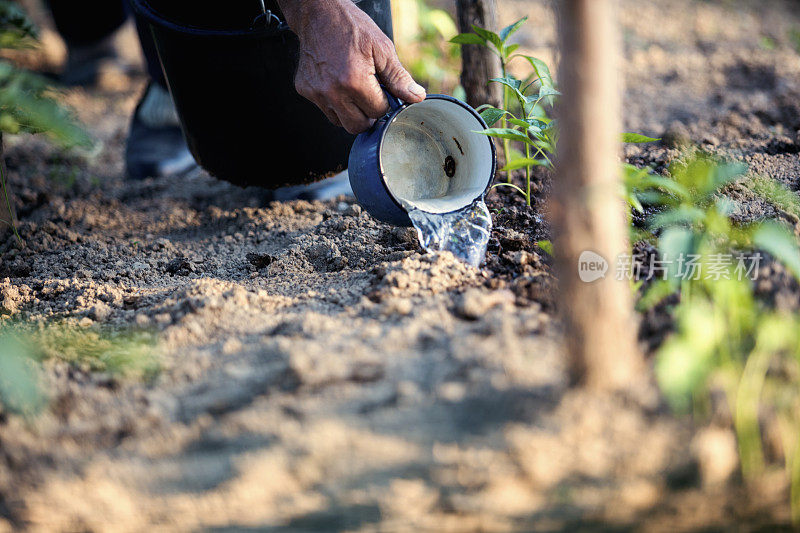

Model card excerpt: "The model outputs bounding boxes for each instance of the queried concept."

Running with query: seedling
[451,19,658,207]
[452,17,557,206]
[536,239,553,256]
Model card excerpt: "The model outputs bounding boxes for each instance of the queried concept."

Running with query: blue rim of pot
[375,94,497,217]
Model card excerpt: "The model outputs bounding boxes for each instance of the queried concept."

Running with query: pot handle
[381,86,403,113]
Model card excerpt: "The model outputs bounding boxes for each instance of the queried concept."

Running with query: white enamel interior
[379,99,492,214]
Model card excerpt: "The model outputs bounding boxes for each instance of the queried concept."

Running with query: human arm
[276,0,426,133]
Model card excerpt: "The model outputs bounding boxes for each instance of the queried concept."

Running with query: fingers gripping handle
[381,86,403,113]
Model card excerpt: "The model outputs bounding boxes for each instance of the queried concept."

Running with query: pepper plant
[451,18,657,207]
[451,17,557,206]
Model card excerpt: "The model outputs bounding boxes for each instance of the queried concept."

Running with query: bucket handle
[251,1,286,31]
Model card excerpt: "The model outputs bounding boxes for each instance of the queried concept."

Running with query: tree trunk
[455,0,501,108]
[0,134,15,243]
[551,0,643,391]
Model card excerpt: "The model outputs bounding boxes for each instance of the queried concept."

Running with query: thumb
[375,45,426,103]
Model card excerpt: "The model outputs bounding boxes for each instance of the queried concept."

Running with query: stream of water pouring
[407,199,492,268]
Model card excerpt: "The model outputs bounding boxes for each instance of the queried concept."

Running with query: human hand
[277,0,426,134]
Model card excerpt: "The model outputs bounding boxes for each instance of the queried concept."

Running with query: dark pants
[46,0,394,187]
[44,0,167,87]
[44,0,394,91]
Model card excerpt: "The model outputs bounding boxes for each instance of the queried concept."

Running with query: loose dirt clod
[245,252,276,269]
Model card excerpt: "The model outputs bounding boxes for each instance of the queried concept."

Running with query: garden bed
[2,0,800,529]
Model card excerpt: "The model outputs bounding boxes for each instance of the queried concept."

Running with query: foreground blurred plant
[0,332,44,416]
[0,1,91,245]
[32,324,160,380]
[630,153,800,520]
[790,27,800,54]
[0,323,160,415]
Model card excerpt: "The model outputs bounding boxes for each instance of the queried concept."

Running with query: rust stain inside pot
[444,155,456,178]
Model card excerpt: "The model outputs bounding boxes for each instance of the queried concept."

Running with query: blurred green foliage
[0,1,92,245]
[0,1,36,48]
[790,27,800,54]
[0,1,91,147]
[394,0,462,98]
[0,332,44,416]
[0,322,160,416]
[0,63,91,147]
[32,324,160,380]
[628,153,800,520]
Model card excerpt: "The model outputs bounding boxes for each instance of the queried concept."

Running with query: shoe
[61,36,126,87]
[270,170,354,201]
[125,84,198,180]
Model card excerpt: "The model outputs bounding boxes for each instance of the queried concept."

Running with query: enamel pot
[348,92,496,226]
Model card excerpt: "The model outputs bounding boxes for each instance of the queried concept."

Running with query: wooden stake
[552,0,643,390]
[455,0,501,108]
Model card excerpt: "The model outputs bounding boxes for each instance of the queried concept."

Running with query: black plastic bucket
[130,0,393,188]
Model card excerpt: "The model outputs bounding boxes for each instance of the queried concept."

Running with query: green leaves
[450,16,528,57]
[507,117,540,131]
[499,16,528,42]
[454,17,556,208]
[649,205,706,230]
[621,133,660,143]
[475,127,531,144]
[655,300,719,412]
[479,106,507,127]
[753,222,800,281]
[449,32,486,46]
[490,75,522,93]
[523,56,555,88]
[0,62,92,148]
[471,25,502,49]
[501,157,548,172]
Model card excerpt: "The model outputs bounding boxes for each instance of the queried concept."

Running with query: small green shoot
[536,240,553,256]
[621,133,661,144]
